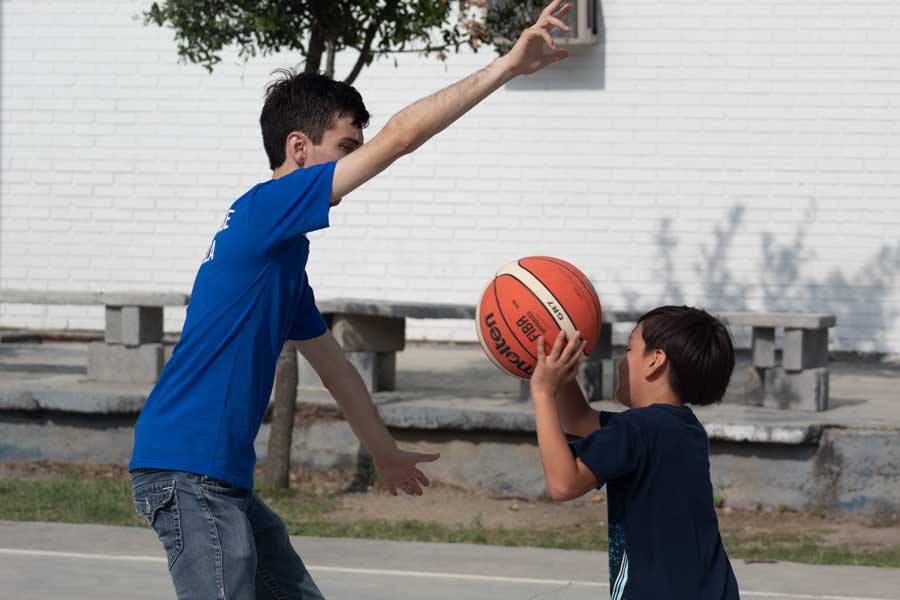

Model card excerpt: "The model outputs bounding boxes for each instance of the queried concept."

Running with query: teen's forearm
[383,56,517,155]
[532,391,583,500]
[324,365,397,459]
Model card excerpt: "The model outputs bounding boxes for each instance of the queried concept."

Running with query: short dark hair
[260,70,370,170]
[637,306,735,406]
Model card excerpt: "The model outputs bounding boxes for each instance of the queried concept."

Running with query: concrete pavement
[2,521,899,600]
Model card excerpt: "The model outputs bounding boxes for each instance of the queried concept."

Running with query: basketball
[476,256,602,379]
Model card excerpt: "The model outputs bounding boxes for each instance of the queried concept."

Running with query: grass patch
[0,477,142,527]
[284,519,608,551]
[724,533,900,569]
[0,471,898,568]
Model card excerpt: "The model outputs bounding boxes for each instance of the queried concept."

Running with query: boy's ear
[285,131,310,167]
[644,348,668,379]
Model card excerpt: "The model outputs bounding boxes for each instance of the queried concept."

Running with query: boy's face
[304,113,364,167]
[615,324,648,407]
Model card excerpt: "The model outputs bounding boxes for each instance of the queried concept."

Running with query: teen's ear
[284,131,311,167]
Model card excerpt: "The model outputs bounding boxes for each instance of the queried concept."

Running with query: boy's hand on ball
[374,449,440,497]
[531,330,585,399]
[501,0,571,76]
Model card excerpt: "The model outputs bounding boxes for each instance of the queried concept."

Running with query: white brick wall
[2,0,900,352]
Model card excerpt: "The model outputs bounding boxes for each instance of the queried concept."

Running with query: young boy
[129,2,572,598]
[530,306,740,599]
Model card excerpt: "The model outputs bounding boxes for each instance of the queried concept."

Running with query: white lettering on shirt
[203,209,236,265]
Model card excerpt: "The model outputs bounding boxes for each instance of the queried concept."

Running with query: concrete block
[784,328,829,371]
[751,327,776,368]
[742,366,766,407]
[331,315,405,353]
[121,306,164,347]
[298,350,397,393]
[87,342,163,384]
[595,323,613,359]
[763,367,829,411]
[346,351,397,392]
[104,306,123,344]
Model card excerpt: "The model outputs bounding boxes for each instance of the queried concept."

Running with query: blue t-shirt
[130,162,336,489]
[571,405,739,600]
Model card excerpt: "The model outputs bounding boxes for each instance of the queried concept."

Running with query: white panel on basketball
[474,282,515,375]
[495,261,579,340]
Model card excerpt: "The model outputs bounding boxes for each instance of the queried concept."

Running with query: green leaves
[144,0,543,83]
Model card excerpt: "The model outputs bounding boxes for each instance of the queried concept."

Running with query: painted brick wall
[2,0,899,352]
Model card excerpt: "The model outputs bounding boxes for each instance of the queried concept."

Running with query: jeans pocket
[133,479,183,570]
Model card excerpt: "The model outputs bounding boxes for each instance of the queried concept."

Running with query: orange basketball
[476,256,602,379]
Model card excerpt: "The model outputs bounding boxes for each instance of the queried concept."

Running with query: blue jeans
[131,469,325,600]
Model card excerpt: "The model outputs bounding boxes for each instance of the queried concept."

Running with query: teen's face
[616,324,647,407]
[305,114,363,166]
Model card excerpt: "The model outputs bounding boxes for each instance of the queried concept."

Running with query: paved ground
[2,521,899,600]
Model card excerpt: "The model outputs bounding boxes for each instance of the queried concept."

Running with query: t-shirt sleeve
[570,412,643,485]
[251,161,335,253]
[288,279,328,341]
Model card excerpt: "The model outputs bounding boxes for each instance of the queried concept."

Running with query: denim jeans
[131,469,325,600]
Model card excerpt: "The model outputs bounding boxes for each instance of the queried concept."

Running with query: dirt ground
[2,461,898,550]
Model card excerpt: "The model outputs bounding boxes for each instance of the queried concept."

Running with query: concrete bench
[0,289,189,384]
[583,311,837,411]
[309,299,477,393]
[310,299,836,412]
[719,312,836,412]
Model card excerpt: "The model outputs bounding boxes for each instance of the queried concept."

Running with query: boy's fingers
[550,330,567,361]
[561,330,582,362]
[536,336,546,359]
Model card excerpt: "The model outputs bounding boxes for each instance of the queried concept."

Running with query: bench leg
[347,351,396,393]
[751,327,776,369]
[87,342,163,384]
[105,305,163,347]
[763,367,830,411]
[784,328,829,372]
[579,323,613,402]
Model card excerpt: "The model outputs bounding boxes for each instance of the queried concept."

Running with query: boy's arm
[295,332,439,496]
[557,379,603,438]
[531,331,601,501]
[331,0,571,203]
[533,388,601,501]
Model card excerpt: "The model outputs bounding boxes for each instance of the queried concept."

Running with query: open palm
[505,1,572,76]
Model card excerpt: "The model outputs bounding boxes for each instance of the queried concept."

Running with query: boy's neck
[630,388,683,409]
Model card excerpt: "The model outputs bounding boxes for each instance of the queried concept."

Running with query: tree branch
[343,20,379,85]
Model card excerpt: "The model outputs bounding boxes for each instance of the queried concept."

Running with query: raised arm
[331,0,571,202]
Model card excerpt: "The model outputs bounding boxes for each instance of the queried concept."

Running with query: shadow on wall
[621,203,900,352]
[505,2,606,91]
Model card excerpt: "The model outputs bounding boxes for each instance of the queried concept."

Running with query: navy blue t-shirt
[571,405,739,600]
[129,162,336,489]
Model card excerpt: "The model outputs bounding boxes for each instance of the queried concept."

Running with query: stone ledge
[300,393,834,445]
[0,382,149,414]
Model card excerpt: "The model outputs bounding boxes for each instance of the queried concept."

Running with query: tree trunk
[305,26,325,74]
[325,40,336,78]
[263,341,298,489]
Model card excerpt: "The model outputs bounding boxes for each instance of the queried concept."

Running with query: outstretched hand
[503,0,571,76]
[374,449,441,497]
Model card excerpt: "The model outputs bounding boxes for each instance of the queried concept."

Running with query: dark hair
[637,306,735,406]
[260,70,370,170]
